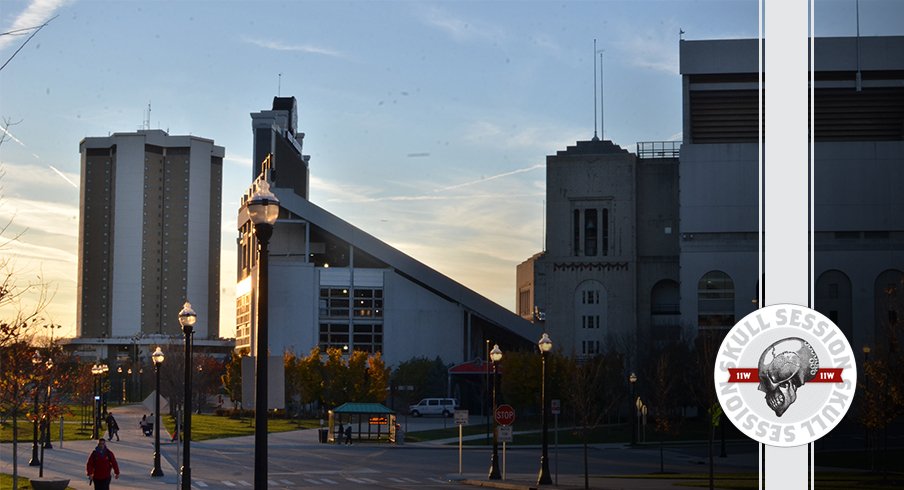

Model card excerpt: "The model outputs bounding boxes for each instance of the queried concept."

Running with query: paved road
[2,403,765,490]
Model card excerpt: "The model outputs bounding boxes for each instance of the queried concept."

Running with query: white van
[408,398,458,417]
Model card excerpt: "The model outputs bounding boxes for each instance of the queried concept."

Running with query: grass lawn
[0,473,77,489]
[161,413,320,441]
[0,405,98,443]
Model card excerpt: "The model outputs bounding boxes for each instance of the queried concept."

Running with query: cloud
[0,0,71,51]
[616,19,681,75]
[224,154,251,167]
[417,5,506,44]
[462,120,580,153]
[243,37,347,59]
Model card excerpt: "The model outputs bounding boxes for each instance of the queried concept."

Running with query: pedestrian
[171,418,180,442]
[105,412,120,441]
[344,424,352,445]
[336,422,344,444]
[86,438,120,490]
[139,414,151,436]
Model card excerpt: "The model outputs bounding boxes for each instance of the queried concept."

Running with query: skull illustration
[757,337,819,417]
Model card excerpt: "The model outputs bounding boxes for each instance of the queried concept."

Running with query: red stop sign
[495,404,516,426]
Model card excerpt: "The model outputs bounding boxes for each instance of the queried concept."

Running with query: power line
[0,15,58,73]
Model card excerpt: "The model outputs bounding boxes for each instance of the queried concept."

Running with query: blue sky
[1,0,901,339]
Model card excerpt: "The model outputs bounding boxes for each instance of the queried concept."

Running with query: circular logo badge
[713,304,857,447]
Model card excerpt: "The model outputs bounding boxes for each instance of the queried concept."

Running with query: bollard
[59,416,64,448]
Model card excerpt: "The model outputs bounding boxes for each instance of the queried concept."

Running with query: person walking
[336,422,344,444]
[105,412,120,441]
[344,424,352,445]
[86,438,120,489]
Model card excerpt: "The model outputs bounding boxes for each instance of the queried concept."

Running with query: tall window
[697,271,735,330]
[584,209,598,256]
[602,208,609,256]
[573,210,580,256]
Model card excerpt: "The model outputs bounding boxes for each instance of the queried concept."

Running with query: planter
[29,478,71,490]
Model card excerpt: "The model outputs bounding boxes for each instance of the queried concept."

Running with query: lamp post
[246,178,280,490]
[38,356,53,477]
[537,333,553,485]
[117,366,124,404]
[29,350,42,466]
[863,345,871,456]
[178,301,197,490]
[91,363,102,439]
[127,368,133,403]
[42,357,54,450]
[100,363,109,414]
[488,344,503,480]
[151,346,165,477]
[629,372,637,445]
[635,397,644,444]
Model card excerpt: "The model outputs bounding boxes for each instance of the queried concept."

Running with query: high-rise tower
[77,129,225,340]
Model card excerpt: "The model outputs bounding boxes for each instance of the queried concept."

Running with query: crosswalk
[192,476,449,487]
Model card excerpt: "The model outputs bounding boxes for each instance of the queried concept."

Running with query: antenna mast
[593,39,598,141]
[278,73,282,96]
[600,50,604,141]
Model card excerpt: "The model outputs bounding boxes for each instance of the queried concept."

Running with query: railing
[637,141,681,159]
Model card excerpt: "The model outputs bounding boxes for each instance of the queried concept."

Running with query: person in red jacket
[86,438,120,489]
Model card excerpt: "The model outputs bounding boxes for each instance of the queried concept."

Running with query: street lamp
[246,178,280,490]
[537,333,553,485]
[488,344,503,480]
[863,345,871,455]
[100,363,109,414]
[91,363,102,439]
[29,350,42,466]
[151,346,165,477]
[39,356,53,477]
[635,397,644,444]
[629,372,637,445]
[117,366,124,404]
[42,357,54,450]
[178,301,197,490]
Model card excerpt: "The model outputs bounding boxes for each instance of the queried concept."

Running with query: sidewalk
[1,404,182,490]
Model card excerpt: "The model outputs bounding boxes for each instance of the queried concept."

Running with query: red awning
[448,359,501,375]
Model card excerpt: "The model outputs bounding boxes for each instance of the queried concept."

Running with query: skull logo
[757,337,819,417]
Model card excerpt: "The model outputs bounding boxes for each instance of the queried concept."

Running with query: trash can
[319,428,328,443]
[395,429,405,445]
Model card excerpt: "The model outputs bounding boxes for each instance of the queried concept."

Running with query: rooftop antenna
[278,73,282,96]
[599,49,605,141]
[592,39,599,141]
[142,102,151,130]
[855,0,862,92]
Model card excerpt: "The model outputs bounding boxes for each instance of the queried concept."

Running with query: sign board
[494,404,516,425]
[454,409,469,425]
[241,356,286,409]
[497,425,513,443]
[368,416,388,425]
[551,399,561,415]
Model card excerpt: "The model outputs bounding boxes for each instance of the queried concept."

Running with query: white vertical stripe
[763,0,812,489]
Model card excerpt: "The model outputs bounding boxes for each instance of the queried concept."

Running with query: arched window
[698,271,735,331]
[815,270,853,341]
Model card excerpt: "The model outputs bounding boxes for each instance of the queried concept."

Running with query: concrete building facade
[73,130,226,360]
[518,35,903,362]
[235,98,540,370]
[516,139,680,360]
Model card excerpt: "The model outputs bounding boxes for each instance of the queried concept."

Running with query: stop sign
[494,404,516,426]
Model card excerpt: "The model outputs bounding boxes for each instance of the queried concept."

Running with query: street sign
[454,409,469,425]
[494,404,516,426]
[497,425,513,443]
[551,399,561,415]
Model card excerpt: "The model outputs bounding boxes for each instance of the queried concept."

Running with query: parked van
[408,398,458,417]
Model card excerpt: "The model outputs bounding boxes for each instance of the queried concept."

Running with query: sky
[1,0,902,340]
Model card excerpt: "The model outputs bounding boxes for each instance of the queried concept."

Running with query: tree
[366,351,389,402]
[565,351,625,489]
[391,356,448,406]
[297,347,324,410]
[194,354,224,413]
[645,341,690,473]
[221,349,247,411]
